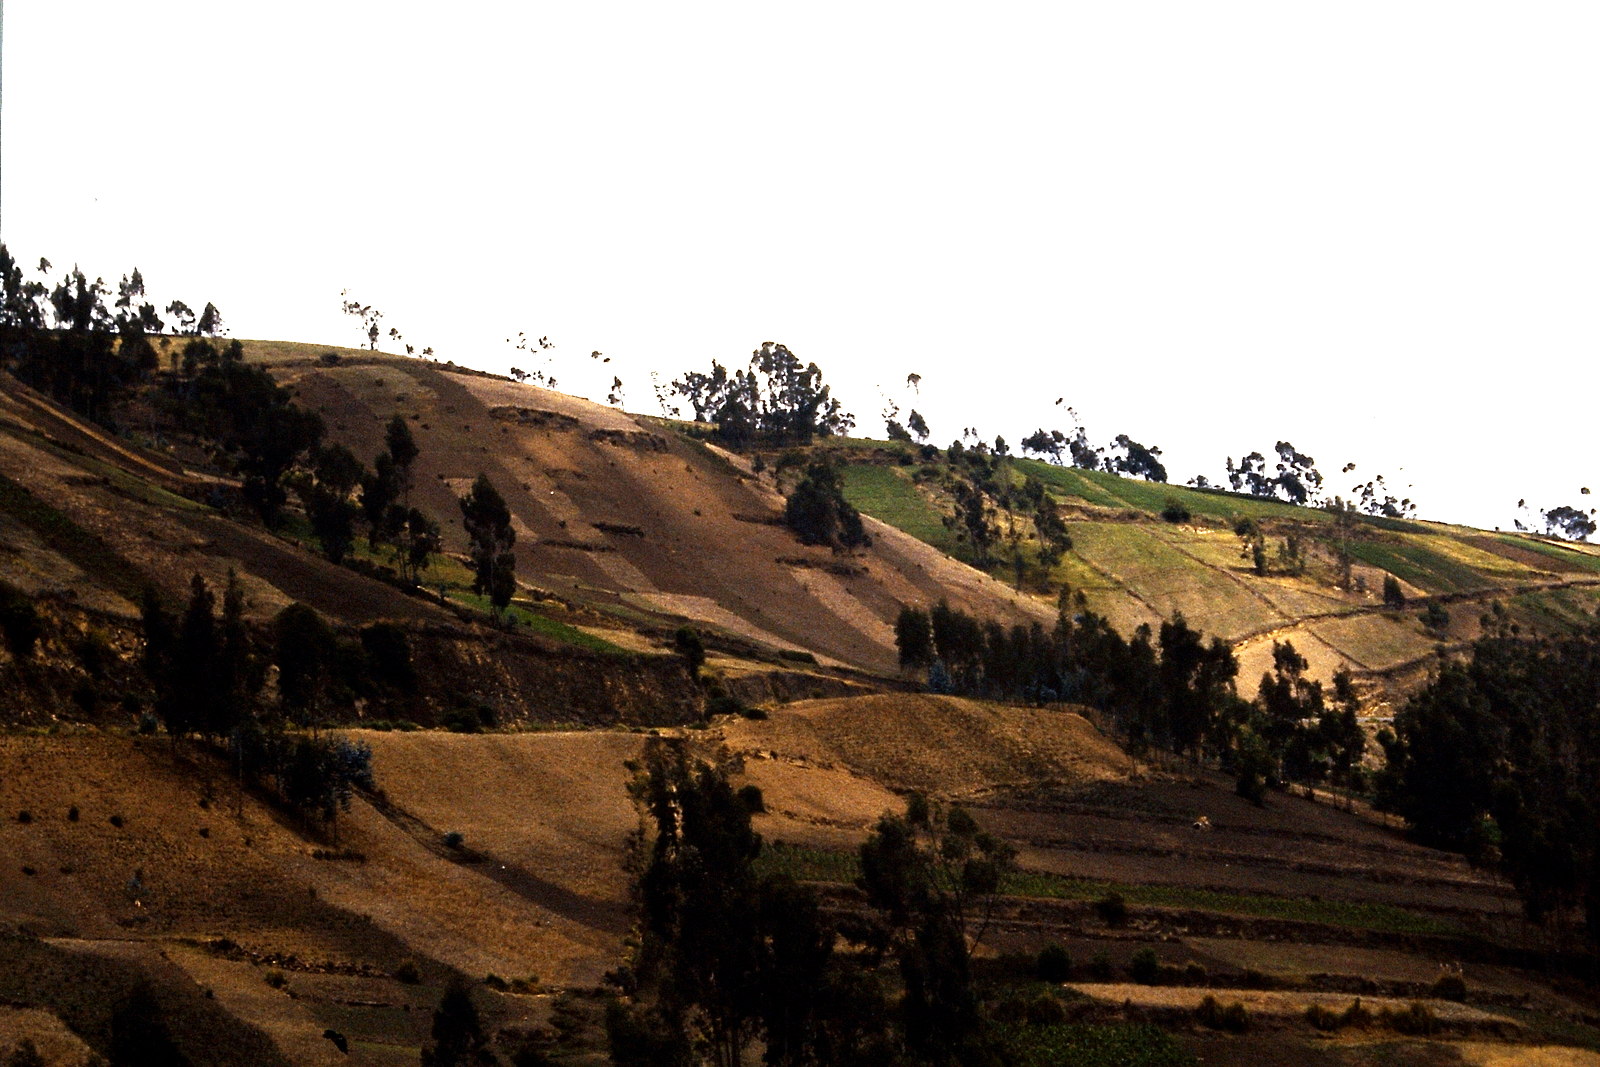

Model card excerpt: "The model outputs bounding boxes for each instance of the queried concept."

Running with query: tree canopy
[459,473,518,614]
[672,343,854,447]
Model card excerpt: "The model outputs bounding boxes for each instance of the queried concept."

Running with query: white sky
[4,2,1597,531]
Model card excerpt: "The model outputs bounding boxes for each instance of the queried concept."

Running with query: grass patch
[758,843,1454,936]
[1070,523,1278,638]
[1493,533,1600,574]
[452,591,628,654]
[1508,587,1600,634]
[21,433,207,513]
[1018,462,1128,510]
[998,1022,1195,1067]
[238,338,378,366]
[841,463,966,559]
[1346,537,1491,594]
[1410,533,1538,583]
[1309,614,1439,671]
[0,472,147,601]
[1016,460,1313,525]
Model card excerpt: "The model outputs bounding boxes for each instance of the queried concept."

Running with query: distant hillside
[6,336,1596,723]
[249,341,1049,675]
[0,340,1052,729]
[823,438,1600,704]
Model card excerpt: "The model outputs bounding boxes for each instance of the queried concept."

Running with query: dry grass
[721,693,1134,800]
[1067,982,1515,1027]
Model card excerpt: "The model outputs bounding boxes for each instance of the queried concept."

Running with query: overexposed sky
[4,2,1597,531]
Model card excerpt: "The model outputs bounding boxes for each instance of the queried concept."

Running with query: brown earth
[3,689,1598,1064]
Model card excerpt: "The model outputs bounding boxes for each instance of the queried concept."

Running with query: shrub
[1430,972,1467,1001]
[16,811,31,825]
[360,623,414,688]
[0,581,41,659]
[1087,952,1114,981]
[1195,995,1249,1032]
[67,806,79,822]
[1024,993,1068,1026]
[1305,1003,1340,1031]
[1183,960,1208,985]
[443,831,465,850]
[71,681,100,714]
[736,784,765,814]
[75,629,115,678]
[1094,892,1129,928]
[1129,948,1160,985]
[706,693,746,718]
[777,648,818,664]
[395,959,421,984]
[264,969,287,989]
[1382,1001,1438,1036]
[1340,997,1372,1028]
[1036,943,1073,983]
[1160,499,1191,524]
[108,814,124,828]
[442,708,484,734]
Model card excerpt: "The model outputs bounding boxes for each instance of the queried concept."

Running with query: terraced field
[841,452,1600,694]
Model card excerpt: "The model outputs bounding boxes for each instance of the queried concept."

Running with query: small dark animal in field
[323,1029,349,1054]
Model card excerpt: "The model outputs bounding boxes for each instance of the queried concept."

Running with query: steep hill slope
[7,336,1596,717]
[255,342,1050,674]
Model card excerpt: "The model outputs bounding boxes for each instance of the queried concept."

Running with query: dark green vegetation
[758,844,1454,937]
[611,742,1125,1067]
[460,473,518,616]
[1378,608,1600,937]
[142,572,377,830]
[896,601,1363,804]
[996,1022,1194,1067]
[671,341,854,447]
[611,739,897,1067]
[783,461,869,550]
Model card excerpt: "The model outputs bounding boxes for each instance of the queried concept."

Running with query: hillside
[826,439,1600,703]
[0,343,1059,729]
[8,337,1596,727]
[4,345,1600,1063]
[7,700,1595,1065]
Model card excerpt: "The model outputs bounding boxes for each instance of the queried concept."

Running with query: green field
[1493,533,1600,574]
[1070,523,1281,639]
[1508,586,1600,633]
[841,463,967,559]
[1346,537,1492,595]
[999,1022,1196,1067]
[758,843,1456,937]
[1016,459,1335,526]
